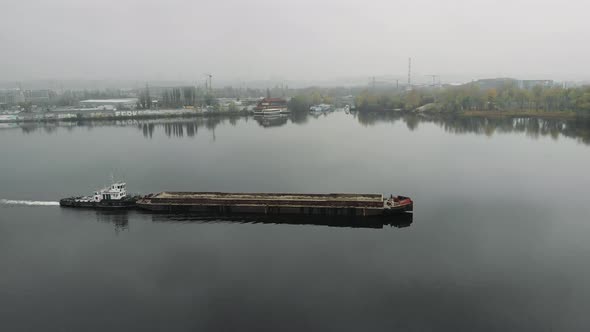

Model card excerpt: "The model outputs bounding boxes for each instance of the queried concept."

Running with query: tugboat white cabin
[94,182,127,201]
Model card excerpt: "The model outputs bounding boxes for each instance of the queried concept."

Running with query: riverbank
[356,106,584,120]
[0,109,249,123]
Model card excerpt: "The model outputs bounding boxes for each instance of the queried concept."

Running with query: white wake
[0,199,60,206]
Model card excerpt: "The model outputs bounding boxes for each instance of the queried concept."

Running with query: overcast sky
[1,0,589,84]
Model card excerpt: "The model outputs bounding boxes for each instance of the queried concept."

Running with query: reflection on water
[4,112,590,144]
[253,114,289,128]
[355,112,590,144]
[143,116,240,138]
[4,116,245,138]
[150,212,413,229]
[94,210,412,231]
[95,211,129,233]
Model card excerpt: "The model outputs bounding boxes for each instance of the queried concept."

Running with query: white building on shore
[79,98,138,110]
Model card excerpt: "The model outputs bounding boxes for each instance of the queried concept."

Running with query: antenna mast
[203,73,212,92]
[408,57,412,87]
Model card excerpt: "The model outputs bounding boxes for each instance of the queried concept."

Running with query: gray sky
[1,0,589,84]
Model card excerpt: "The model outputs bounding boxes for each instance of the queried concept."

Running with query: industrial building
[79,98,139,110]
[0,89,25,105]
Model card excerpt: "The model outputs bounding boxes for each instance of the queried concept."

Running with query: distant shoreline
[357,108,585,120]
[0,109,249,124]
[457,110,580,119]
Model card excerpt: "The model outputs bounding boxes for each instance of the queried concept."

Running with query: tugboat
[59,182,140,209]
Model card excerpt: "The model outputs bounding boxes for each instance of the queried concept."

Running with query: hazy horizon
[2,0,589,84]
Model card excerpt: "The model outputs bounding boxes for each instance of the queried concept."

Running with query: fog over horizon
[2,0,589,85]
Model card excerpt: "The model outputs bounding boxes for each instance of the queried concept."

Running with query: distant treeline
[15,80,590,115]
[354,83,590,113]
[288,92,333,113]
[138,86,217,109]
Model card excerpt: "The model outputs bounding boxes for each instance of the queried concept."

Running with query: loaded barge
[61,183,413,217]
[136,191,412,216]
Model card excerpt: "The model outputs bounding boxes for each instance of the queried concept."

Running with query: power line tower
[425,75,439,87]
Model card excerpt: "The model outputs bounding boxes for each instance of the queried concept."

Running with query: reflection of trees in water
[405,116,420,131]
[204,117,222,130]
[19,124,63,134]
[147,119,223,138]
[356,111,405,127]
[562,118,590,144]
[163,122,187,137]
[13,116,247,139]
[354,111,590,145]
[136,114,298,134]
[19,120,133,134]
[290,112,309,125]
[20,124,42,134]
[431,116,590,144]
[11,113,590,145]
[141,123,155,138]
[137,116,245,138]
[13,114,289,137]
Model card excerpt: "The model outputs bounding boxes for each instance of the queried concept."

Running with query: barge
[136,191,412,216]
[60,182,414,217]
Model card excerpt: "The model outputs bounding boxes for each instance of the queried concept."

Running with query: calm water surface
[1,113,590,331]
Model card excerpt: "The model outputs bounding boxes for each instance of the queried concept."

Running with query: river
[1,112,589,331]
